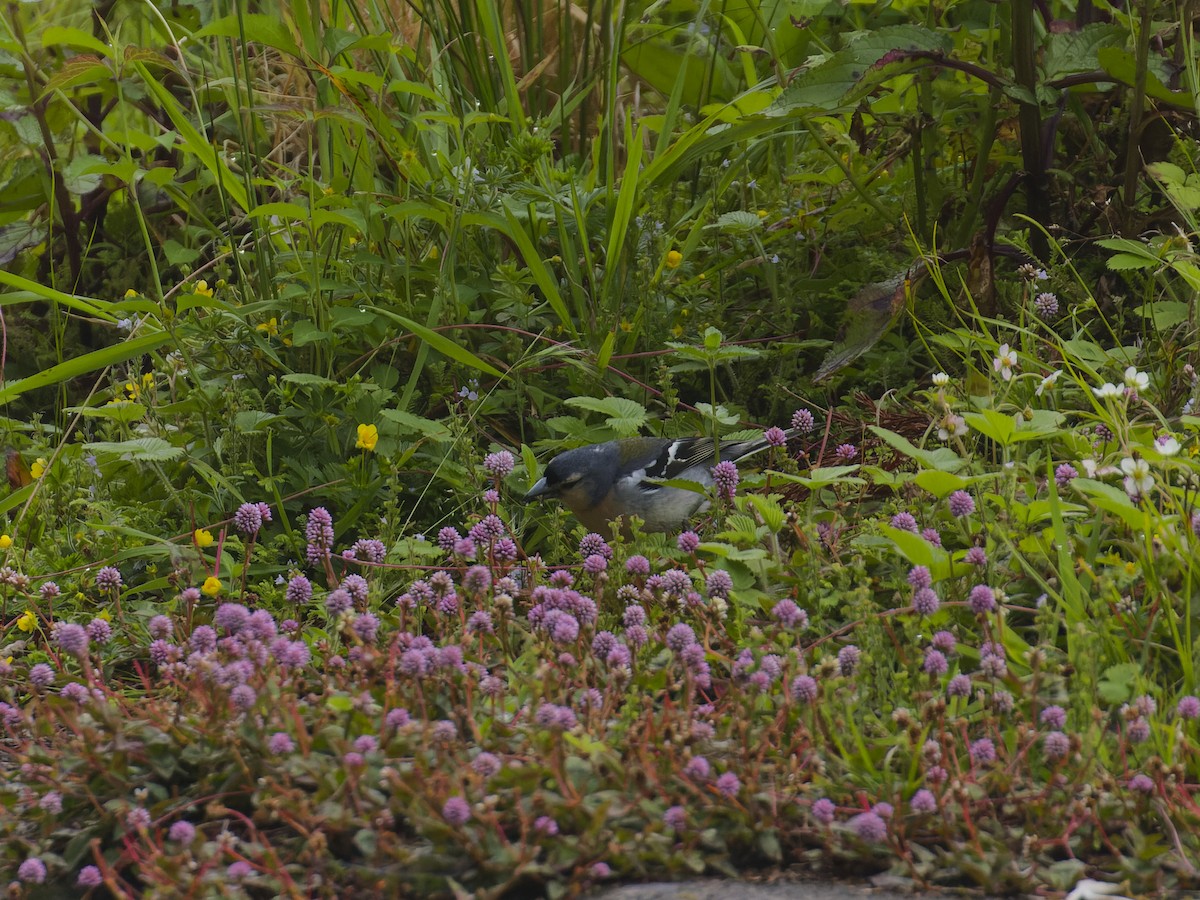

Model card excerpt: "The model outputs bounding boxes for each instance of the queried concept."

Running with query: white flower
[993,344,1019,381]
[1121,456,1153,497]
[1092,382,1122,399]
[937,413,967,441]
[1036,370,1060,396]
[1156,434,1181,456]
[932,372,949,386]
[1123,366,1149,392]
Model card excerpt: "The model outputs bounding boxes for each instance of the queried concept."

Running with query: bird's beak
[521,477,551,504]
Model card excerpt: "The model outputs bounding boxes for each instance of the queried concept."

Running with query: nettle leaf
[711,210,761,233]
[66,402,146,424]
[564,397,647,435]
[84,438,183,461]
[379,408,453,442]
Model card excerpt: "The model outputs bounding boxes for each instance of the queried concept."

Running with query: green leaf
[564,396,647,436]
[868,426,967,472]
[1097,662,1140,705]
[1070,478,1147,531]
[712,210,761,233]
[881,526,951,580]
[369,308,505,379]
[964,409,1016,447]
[378,408,453,442]
[65,402,146,424]
[84,438,184,461]
[0,331,169,405]
[195,14,302,57]
[913,470,968,498]
[42,26,113,57]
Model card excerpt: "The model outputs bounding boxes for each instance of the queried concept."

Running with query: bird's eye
[561,473,582,486]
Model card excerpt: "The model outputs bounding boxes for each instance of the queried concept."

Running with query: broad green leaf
[84,437,183,461]
[564,396,647,435]
[913,470,968,498]
[379,408,453,442]
[0,332,169,405]
[881,525,951,580]
[964,409,1016,446]
[42,26,113,57]
[1070,478,1146,531]
[869,426,967,472]
[195,14,302,57]
[65,402,146,424]
[369,309,504,380]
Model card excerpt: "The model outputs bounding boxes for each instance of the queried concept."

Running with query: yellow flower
[124,288,138,299]
[16,609,37,632]
[124,381,140,401]
[665,250,683,269]
[194,528,214,548]
[757,209,768,218]
[356,423,379,452]
[194,280,214,298]
[0,534,11,550]
[202,576,222,596]
[30,458,47,479]
[619,320,632,332]
[256,317,279,337]
[97,609,112,622]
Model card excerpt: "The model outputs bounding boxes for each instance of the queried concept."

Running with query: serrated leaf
[564,396,647,436]
[379,408,453,441]
[66,402,145,424]
[712,210,761,233]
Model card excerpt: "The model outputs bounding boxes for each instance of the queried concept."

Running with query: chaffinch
[521,430,795,533]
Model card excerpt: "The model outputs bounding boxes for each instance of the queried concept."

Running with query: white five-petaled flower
[1124,366,1149,392]
[937,413,967,442]
[1156,434,1181,456]
[1036,370,1060,396]
[1121,456,1153,498]
[932,372,949,387]
[1092,382,1122,399]
[993,344,1019,381]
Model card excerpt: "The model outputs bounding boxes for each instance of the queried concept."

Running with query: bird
[521,430,794,533]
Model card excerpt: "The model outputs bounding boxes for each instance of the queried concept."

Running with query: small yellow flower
[665,250,683,269]
[97,609,112,622]
[124,288,138,299]
[256,317,279,337]
[619,320,632,332]
[671,323,684,337]
[0,534,11,549]
[194,280,214,298]
[356,423,379,452]
[30,458,47,479]
[124,381,140,401]
[194,528,214,548]
[202,576,222,596]
[16,609,37,632]
[425,245,440,261]
[757,209,768,218]
[141,372,155,393]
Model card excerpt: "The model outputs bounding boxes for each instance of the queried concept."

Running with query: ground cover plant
[4,0,1200,896]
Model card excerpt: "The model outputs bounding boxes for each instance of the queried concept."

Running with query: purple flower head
[922,648,948,676]
[969,738,996,766]
[29,662,55,689]
[228,861,254,880]
[1128,773,1155,794]
[931,630,956,652]
[341,574,369,603]
[715,771,741,797]
[964,546,987,566]
[583,554,608,575]
[436,526,461,551]
[1127,717,1151,743]
[352,613,380,643]
[39,792,62,814]
[910,789,936,813]
[890,512,918,532]
[947,490,975,517]
[471,752,501,778]
[77,866,102,887]
[683,756,710,779]
[850,812,887,842]
[53,622,89,658]
[968,584,996,615]
[325,588,353,616]
[666,623,696,652]
[1043,730,1070,759]
[579,533,613,560]
[463,565,492,594]
[872,802,894,819]
[483,450,515,477]
[96,566,122,592]
[386,708,410,730]
[706,569,733,599]
[442,796,470,825]
[711,460,739,500]
[625,555,650,576]
[811,797,835,824]
[234,502,264,535]
[772,599,808,629]
[947,674,971,697]
[764,426,788,447]
[126,807,151,830]
[907,565,932,589]
[214,603,250,634]
[1034,292,1059,317]
[912,587,940,616]
[18,857,47,884]
[1177,695,1200,720]
[1055,463,1078,489]
[677,530,700,553]
[535,815,559,835]
[664,805,686,831]
[835,443,857,461]
[286,575,313,604]
[791,674,818,702]
[837,645,861,676]
[452,537,476,559]
[1040,705,1066,729]
[305,507,334,558]
[39,581,60,600]
[82,618,110,645]
[791,408,816,432]
[230,684,256,710]
[922,527,942,546]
